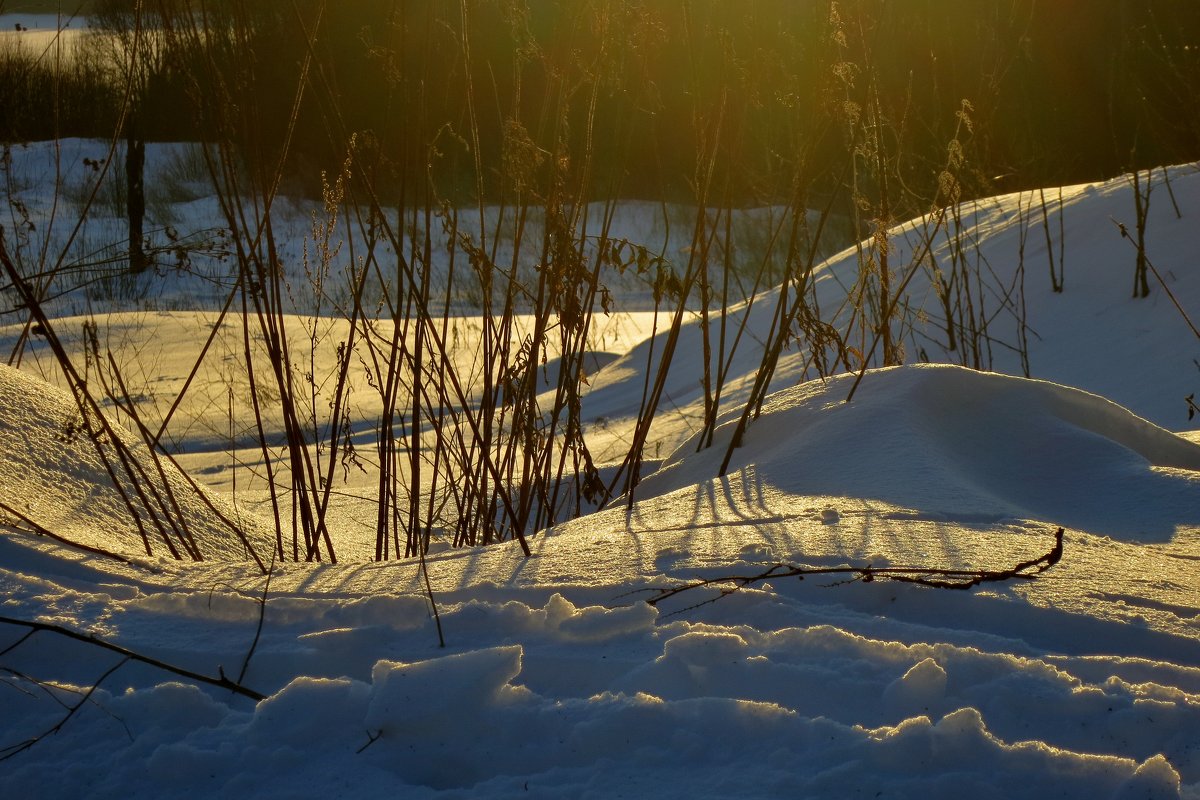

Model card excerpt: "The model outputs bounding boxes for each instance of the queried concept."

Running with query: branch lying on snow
[0,616,267,702]
[0,500,143,568]
[640,527,1065,616]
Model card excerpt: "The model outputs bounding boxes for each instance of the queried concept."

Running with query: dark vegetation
[3,2,1199,207]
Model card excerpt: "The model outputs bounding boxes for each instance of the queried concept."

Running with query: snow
[630,365,1200,541]
[2,143,1200,797]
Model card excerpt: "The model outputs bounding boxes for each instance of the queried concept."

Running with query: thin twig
[0,656,131,762]
[1110,217,1200,341]
[236,545,277,684]
[356,729,383,754]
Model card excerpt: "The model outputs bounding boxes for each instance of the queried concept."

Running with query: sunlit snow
[1,141,1198,798]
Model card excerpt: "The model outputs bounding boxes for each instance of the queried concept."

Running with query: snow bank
[0,363,271,560]
[630,364,1200,540]
[581,166,1200,461]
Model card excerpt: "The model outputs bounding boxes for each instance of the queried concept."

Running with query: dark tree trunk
[126,115,147,274]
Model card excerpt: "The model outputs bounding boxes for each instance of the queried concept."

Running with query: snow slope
[0,363,273,560]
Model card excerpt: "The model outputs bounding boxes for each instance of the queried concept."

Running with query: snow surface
[2,145,1200,797]
[2,362,1198,798]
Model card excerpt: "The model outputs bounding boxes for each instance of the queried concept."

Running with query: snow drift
[0,363,271,560]
[630,364,1200,540]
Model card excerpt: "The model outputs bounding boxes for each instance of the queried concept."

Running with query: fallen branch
[0,616,267,702]
[0,500,142,568]
[640,527,1064,616]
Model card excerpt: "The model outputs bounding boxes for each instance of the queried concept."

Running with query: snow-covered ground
[1,143,1199,797]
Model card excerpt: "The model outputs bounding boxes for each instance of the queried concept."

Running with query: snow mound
[631,364,1200,540]
[0,364,271,560]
